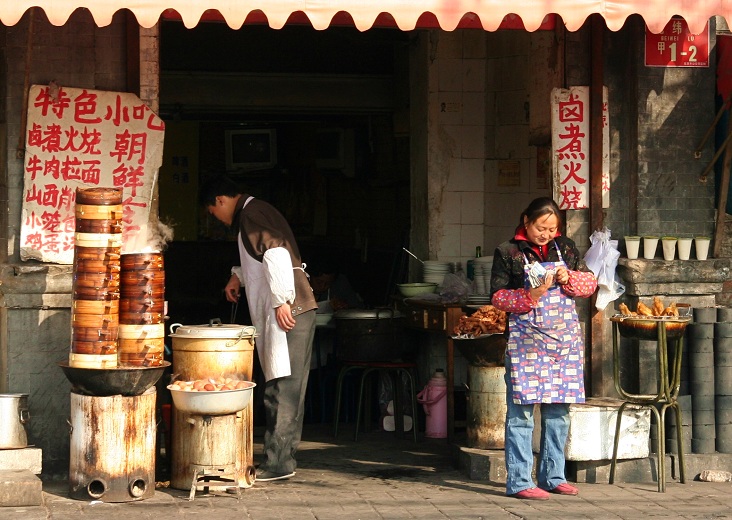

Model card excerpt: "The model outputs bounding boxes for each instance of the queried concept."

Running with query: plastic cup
[661,237,677,261]
[625,236,641,259]
[643,236,659,260]
[695,237,711,261]
[677,238,692,260]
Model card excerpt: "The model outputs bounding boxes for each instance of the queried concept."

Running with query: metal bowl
[453,334,506,367]
[168,382,256,415]
[610,316,691,340]
[397,283,438,297]
[58,361,170,396]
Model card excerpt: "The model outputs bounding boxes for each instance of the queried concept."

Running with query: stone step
[0,469,42,507]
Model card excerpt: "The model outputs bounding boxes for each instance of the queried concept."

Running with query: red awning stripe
[0,1,724,33]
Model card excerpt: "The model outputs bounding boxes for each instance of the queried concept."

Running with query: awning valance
[0,1,725,34]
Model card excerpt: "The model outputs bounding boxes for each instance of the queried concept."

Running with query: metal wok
[58,361,170,396]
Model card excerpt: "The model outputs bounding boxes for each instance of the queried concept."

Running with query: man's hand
[275,303,296,332]
[224,274,241,303]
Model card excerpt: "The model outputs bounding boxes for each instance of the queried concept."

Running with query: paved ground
[3,423,732,520]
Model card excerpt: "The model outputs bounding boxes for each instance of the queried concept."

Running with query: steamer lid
[169,321,257,338]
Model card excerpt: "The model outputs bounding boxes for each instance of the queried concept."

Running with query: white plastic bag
[584,227,625,310]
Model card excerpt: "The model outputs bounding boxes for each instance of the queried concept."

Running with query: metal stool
[333,361,418,442]
[609,319,687,492]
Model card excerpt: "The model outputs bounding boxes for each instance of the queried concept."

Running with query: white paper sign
[551,86,609,210]
[20,85,165,264]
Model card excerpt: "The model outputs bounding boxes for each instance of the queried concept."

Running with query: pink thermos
[417,369,448,438]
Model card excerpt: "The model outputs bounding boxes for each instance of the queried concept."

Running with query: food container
[334,308,410,362]
[71,340,118,355]
[72,313,119,328]
[74,232,124,249]
[118,323,166,340]
[75,204,123,220]
[68,352,118,369]
[72,326,118,341]
[121,252,164,270]
[119,298,164,314]
[76,187,123,205]
[168,382,256,415]
[0,394,30,449]
[75,218,122,234]
[72,299,119,315]
[74,246,121,261]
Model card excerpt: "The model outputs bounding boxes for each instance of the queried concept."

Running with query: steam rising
[123,220,174,254]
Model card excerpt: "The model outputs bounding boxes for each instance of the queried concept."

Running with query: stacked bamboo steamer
[70,188,123,369]
[118,252,166,366]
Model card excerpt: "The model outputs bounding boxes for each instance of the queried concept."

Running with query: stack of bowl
[118,252,166,366]
[70,188,123,369]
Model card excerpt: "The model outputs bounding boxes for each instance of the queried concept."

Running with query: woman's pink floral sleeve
[492,288,535,314]
[561,270,598,298]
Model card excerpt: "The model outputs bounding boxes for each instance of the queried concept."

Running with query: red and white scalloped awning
[0,1,725,34]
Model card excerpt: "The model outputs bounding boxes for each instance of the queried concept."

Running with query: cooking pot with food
[334,308,412,362]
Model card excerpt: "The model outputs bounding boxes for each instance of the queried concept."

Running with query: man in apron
[490,197,597,500]
[201,175,317,483]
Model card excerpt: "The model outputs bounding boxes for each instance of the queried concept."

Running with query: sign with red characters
[20,85,165,264]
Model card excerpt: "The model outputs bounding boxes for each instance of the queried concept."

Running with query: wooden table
[394,298,466,440]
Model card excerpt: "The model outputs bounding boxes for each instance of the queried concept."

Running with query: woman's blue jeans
[504,365,570,495]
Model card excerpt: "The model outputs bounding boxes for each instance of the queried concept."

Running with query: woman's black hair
[519,197,563,228]
[198,174,240,207]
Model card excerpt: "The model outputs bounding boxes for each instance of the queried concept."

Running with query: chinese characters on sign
[20,85,165,264]
[645,17,709,68]
[551,86,609,210]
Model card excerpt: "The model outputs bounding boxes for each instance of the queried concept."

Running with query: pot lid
[334,308,403,320]
[169,321,257,338]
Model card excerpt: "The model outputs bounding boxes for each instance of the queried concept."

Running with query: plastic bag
[439,272,471,303]
[584,227,625,310]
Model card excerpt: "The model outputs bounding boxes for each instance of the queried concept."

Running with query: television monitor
[225,129,277,171]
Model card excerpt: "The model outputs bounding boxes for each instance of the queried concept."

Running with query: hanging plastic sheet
[584,227,625,311]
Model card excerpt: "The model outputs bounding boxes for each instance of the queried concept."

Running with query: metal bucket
[0,394,30,449]
[465,366,506,449]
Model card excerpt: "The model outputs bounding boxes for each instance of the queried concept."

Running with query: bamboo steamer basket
[118,337,165,354]
[118,323,166,340]
[119,286,165,300]
[74,232,123,249]
[72,287,120,300]
[74,246,121,261]
[75,218,122,234]
[74,259,121,274]
[73,275,121,289]
[120,271,164,285]
[118,352,165,367]
[120,252,164,271]
[75,204,124,220]
[119,298,164,314]
[76,187,123,205]
[72,326,118,341]
[72,300,119,315]
[119,312,164,325]
[68,352,118,369]
[71,340,118,355]
[72,313,119,329]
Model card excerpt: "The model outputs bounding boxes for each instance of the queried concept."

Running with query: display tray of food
[451,305,507,366]
[610,297,691,340]
[167,377,256,415]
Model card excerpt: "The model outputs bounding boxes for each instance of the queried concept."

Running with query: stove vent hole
[88,479,106,499]
[129,478,147,497]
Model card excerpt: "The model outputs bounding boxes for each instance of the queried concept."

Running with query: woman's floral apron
[506,244,585,405]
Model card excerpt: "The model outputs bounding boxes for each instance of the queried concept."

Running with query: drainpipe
[589,14,605,395]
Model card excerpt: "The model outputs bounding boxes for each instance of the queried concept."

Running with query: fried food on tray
[636,301,654,317]
[454,305,507,337]
[652,296,665,317]
[619,298,681,318]
[662,302,679,317]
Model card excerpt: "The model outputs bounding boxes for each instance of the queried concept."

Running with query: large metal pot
[0,394,30,449]
[334,308,411,362]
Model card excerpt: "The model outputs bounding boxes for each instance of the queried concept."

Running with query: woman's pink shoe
[544,483,579,495]
[510,487,550,500]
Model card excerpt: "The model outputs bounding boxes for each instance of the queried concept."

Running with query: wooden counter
[394,297,466,440]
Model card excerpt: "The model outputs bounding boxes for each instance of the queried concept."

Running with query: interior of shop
[157,22,413,326]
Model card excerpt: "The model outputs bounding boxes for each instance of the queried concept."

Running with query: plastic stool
[333,360,418,442]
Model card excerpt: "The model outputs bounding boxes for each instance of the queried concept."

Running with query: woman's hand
[275,303,297,332]
[555,266,570,285]
[528,271,555,301]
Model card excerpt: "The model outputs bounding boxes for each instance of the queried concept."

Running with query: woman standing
[490,197,597,500]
